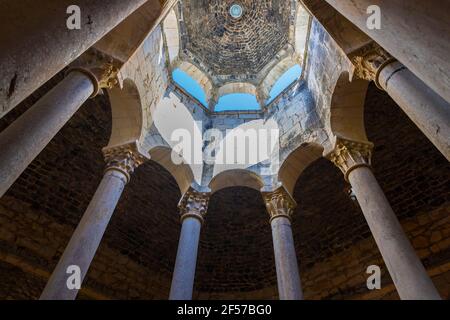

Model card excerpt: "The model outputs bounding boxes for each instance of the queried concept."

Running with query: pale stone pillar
[327,136,441,300]
[169,188,210,300]
[40,143,147,300]
[0,0,149,116]
[323,0,450,103]
[263,187,303,300]
[0,63,119,198]
[352,43,450,161]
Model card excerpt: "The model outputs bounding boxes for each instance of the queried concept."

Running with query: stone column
[352,43,450,161]
[263,187,303,300]
[40,143,147,300]
[0,0,150,116]
[327,136,441,300]
[323,0,450,103]
[0,63,119,198]
[169,188,210,300]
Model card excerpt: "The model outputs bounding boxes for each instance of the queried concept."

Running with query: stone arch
[217,82,258,98]
[106,78,143,148]
[293,3,311,62]
[209,169,265,194]
[148,146,195,195]
[172,60,215,105]
[329,71,369,141]
[163,8,180,65]
[218,82,256,98]
[196,186,276,298]
[216,82,260,109]
[278,142,324,195]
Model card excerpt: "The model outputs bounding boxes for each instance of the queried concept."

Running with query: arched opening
[107,78,143,147]
[286,83,450,300]
[216,82,259,105]
[364,83,450,222]
[278,142,324,195]
[328,71,369,141]
[148,146,195,195]
[267,64,303,104]
[172,68,208,107]
[96,159,182,299]
[195,187,277,299]
[291,157,365,299]
[209,169,264,194]
[260,57,301,105]
[172,61,214,108]
[152,91,204,185]
[212,119,280,177]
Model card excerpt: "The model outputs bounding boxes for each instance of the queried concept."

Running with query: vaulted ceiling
[181,0,293,79]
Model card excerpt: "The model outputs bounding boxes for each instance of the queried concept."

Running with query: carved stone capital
[102,142,148,183]
[69,63,119,97]
[178,188,210,224]
[263,187,297,223]
[351,42,396,89]
[327,137,374,182]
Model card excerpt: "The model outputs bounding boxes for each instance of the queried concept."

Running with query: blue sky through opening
[173,64,302,111]
[172,68,208,106]
[267,64,302,104]
[215,93,260,112]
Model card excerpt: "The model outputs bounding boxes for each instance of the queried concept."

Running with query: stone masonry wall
[121,25,170,134]
[301,206,450,300]
[0,196,172,299]
[304,18,352,135]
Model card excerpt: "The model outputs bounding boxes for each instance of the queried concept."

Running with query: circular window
[230,4,243,19]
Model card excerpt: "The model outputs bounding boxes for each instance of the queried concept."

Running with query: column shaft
[378,61,450,161]
[169,217,202,300]
[348,166,441,300]
[324,0,450,103]
[40,169,127,300]
[0,0,149,116]
[0,72,94,198]
[271,216,303,300]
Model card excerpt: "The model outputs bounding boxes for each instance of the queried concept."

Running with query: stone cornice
[262,186,297,223]
[102,142,148,183]
[326,136,374,182]
[178,187,210,224]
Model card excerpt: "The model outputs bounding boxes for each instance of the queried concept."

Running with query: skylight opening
[215,93,260,112]
[267,64,302,104]
[230,4,243,19]
[172,68,208,107]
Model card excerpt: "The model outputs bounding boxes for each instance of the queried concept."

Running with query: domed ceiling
[180,0,293,79]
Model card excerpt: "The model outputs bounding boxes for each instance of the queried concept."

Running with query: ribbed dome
[182,0,292,78]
